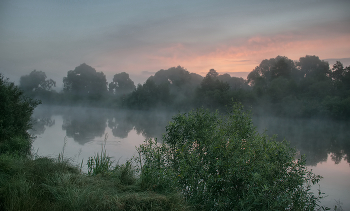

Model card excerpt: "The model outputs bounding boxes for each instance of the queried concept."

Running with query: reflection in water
[129,111,174,140]
[107,112,133,139]
[253,116,350,166]
[31,106,174,145]
[30,106,350,166]
[30,107,55,135]
[62,108,106,145]
[30,106,350,210]
[30,117,55,135]
[107,110,175,140]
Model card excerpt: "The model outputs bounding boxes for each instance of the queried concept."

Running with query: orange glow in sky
[1,1,350,86]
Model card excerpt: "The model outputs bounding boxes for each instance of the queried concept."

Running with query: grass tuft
[0,153,190,211]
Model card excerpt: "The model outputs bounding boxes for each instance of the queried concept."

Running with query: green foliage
[109,72,136,95]
[124,79,171,110]
[0,137,32,157]
[63,63,107,99]
[246,55,350,119]
[18,70,57,104]
[218,73,250,90]
[20,70,56,92]
[136,138,177,193]
[297,55,331,81]
[0,73,40,155]
[13,55,350,119]
[148,66,203,109]
[0,152,189,211]
[137,103,327,210]
[112,160,136,185]
[195,69,231,109]
[87,136,113,176]
[86,134,136,185]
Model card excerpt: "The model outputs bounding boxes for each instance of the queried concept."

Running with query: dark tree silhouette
[296,55,331,81]
[124,79,171,110]
[20,70,56,92]
[0,73,40,155]
[109,72,135,95]
[63,63,107,98]
[217,73,249,90]
[147,66,203,108]
[195,69,230,109]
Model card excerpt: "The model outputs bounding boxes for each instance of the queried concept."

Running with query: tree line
[1,72,331,210]
[18,55,350,120]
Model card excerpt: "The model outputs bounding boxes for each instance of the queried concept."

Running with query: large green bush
[137,103,325,210]
[0,73,40,155]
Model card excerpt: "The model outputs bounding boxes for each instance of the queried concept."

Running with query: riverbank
[0,151,190,211]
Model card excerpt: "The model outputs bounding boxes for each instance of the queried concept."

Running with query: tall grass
[87,134,113,176]
[0,152,190,211]
[57,136,67,163]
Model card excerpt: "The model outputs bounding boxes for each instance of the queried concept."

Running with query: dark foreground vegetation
[0,74,189,211]
[18,55,350,120]
[1,73,341,210]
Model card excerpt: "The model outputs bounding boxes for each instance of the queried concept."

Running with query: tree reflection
[32,106,350,166]
[62,108,106,145]
[131,111,173,141]
[107,110,173,141]
[30,116,55,135]
[107,112,133,139]
[30,107,55,135]
[253,116,350,166]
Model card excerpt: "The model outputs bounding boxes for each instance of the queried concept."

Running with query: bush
[0,136,32,156]
[137,103,325,210]
[0,73,40,155]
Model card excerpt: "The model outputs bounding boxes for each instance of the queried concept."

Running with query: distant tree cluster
[63,63,107,101]
[17,55,350,119]
[109,72,135,95]
[125,66,202,109]
[247,55,350,119]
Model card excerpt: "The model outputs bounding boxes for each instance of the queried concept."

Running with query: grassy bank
[0,150,190,211]
[0,73,190,211]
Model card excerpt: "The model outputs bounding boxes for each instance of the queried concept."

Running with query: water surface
[31,106,350,210]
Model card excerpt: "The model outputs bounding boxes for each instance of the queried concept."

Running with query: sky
[1,0,350,89]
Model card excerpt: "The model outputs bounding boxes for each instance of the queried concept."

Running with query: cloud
[141,71,156,75]
[324,58,350,67]
[223,72,250,79]
[1,0,350,87]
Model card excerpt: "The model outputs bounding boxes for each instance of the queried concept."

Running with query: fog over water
[30,105,350,209]
[2,1,350,209]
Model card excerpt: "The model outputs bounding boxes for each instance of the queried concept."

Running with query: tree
[195,69,230,109]
[247,56,296,87]
[137,103,325,210]
[20,70,56,92]
[0,73,40,155]
[149,66,203,88]
[63,63,107,97]
[148,66,203,108]
[218,73,249,90]
[296,55,331,81]
[109,72,135,95]
[331,61,345,82]
[124,79,171,110]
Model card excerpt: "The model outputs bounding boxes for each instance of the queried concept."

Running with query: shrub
[0,73,40,155]
[137,103,325,210]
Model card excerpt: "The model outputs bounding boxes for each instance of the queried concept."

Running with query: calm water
[31,106,350,210]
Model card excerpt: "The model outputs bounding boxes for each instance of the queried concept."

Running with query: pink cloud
[98,31,350,83]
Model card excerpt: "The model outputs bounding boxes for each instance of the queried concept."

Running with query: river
[30,105,350,210]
